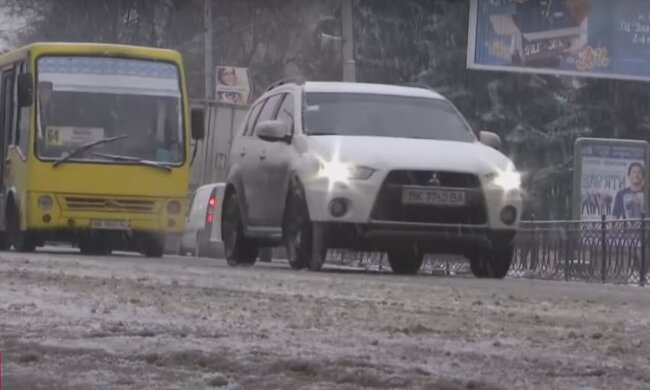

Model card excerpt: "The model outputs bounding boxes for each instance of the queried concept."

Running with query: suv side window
[276,94,295,135]
[243,101,264,137]
[253,94,283,135]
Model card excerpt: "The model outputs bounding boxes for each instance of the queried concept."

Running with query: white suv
[222,80,523,278]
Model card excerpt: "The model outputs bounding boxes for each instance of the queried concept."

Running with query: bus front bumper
[26,192,186,235]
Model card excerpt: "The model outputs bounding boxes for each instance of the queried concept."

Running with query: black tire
[387,245,424,275]
[7,204,36,253]
[0,232,9,251]
[469,245,514,279]
[259,247,273,263]
[79,238,112,256]
[283,179,327,271]
[222,192,258,267]
[143,237,164,258]
[177,241,187,256]
[195,231,213,258]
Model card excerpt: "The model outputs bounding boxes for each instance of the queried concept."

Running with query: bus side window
[15,62,30,156]
[12,62,31,158]
[1,68,15,148]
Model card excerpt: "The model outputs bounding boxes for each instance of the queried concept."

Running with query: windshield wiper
[308,131,340,136]
[53,135,129,168]
[90,152,173,172]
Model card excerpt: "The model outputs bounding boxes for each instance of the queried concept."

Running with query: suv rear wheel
[222,192,258,267]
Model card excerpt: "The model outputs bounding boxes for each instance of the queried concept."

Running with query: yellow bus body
[0,43,194,256]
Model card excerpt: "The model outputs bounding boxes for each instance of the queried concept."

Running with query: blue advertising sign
[573,138,649,221]
[468,0,650,82]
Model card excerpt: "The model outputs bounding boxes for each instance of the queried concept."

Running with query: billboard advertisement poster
[468,0,650,82]
[573,138,649,222]
[215,66,252,105]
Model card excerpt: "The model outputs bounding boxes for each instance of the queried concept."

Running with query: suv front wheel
[222,192,259,267]
[283,179,327,271]
[468,244,514,279]
[387,245,424,275]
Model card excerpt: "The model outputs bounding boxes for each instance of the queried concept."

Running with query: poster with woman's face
[215,66,252,105]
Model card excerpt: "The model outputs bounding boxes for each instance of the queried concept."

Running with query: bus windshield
[36,56,184,165]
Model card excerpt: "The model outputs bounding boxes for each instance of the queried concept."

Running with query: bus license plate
[402,188,466,207]
[91,219,130,230]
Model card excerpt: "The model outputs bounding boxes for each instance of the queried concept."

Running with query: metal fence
[324,217,649,286]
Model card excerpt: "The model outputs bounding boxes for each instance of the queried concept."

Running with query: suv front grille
[370,170,487,225]
[381,170,481,188]
[64,197,157,214]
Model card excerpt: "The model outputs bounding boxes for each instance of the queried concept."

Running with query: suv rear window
[304,93,476,143]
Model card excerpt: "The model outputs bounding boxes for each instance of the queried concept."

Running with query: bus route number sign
[46,127,62,146]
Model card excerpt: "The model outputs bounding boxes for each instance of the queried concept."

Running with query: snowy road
[1,249,649,390]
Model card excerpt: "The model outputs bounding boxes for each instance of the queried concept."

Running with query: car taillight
[206,196,217,225]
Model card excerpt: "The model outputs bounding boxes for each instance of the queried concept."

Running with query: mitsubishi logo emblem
[428,173,441,186]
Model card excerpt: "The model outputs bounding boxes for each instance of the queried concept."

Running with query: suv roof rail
[266,76,306,92]
[400,81,435,91]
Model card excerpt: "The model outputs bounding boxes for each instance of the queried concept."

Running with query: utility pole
[341,0,356,82]
[204,0,214,100]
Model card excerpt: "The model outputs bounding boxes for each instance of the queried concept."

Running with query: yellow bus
[0,42,204,257]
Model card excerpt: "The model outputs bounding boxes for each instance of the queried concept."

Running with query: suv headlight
[319,161,375,182]
[486,169,521,191]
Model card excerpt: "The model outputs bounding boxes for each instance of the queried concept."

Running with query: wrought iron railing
[324,217,649,286]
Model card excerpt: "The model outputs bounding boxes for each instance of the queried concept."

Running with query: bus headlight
[167,201,181,215]
[38,195,54,211]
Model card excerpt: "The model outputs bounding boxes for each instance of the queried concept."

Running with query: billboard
[468,0,650,82]
[215,66,252,105]
[573,138,649,221]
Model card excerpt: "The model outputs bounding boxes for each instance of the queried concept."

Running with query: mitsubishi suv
[221,80,523,278]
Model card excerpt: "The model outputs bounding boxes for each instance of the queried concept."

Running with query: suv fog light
[167,201,181,215]
[500,206,518,226]
[329,198,348,218]
[38,195,53,211]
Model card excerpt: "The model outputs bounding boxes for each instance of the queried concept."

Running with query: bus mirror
[191,107,205,140]
[18,73,34,107]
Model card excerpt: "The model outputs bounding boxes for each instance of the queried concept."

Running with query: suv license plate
[91,219,130,230]
[402,188,466,207]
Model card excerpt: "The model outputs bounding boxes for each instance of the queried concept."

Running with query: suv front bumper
[323,221,517,253]
[304,174,523,230]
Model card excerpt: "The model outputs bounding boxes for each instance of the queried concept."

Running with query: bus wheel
[79,237,112,256]
[143,236,164,258]
[7,204,35,253]
[0,232,9,251]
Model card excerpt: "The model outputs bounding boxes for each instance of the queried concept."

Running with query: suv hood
[306,135,516,176]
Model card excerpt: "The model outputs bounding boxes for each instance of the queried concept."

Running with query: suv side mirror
[191,107,205,140]
[18,73,34,107]
[256,120,289,143]
[479,131,502,150]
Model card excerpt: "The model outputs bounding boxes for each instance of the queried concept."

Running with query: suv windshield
[304,92,476,142]
[36,56,183,164]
